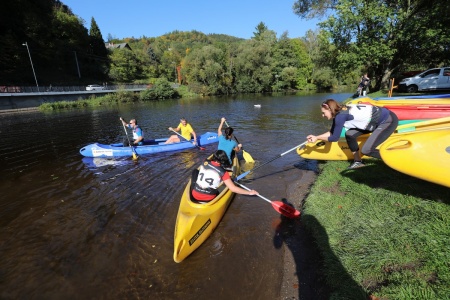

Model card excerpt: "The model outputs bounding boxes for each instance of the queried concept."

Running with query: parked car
[398,67,450,93]
[86,84,104,91]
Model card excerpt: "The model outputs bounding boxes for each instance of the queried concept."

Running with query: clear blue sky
[62,0,320,40]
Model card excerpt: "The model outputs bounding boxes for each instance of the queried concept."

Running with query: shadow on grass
[341,160,450,204]
[274,212,369,299]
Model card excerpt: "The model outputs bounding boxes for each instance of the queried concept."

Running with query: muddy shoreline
[277,163,330,299]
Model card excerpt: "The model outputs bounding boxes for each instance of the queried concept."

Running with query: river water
[0,92,352,299]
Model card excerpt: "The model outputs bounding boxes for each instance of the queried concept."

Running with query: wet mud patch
[278,163,330,299]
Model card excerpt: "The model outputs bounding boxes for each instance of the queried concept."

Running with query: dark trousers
[345,111,398,159]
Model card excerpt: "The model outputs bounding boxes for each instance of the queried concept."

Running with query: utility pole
[74,51,81,78]
[22,42,39,91]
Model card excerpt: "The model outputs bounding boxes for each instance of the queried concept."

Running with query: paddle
[234,181,301,218]
[236,141,308,181]
[169,129,206,150]
[121,121,138,161]
[224,121,254,163]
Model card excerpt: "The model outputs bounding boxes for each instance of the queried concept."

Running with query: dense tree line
[1,0,449,95]
[293,0,450,90]
[107,25,318,95]
[1,0,108,85]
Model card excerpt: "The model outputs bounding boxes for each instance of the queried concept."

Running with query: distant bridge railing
[0,84,148,94]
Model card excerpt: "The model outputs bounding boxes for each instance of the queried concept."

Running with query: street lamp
[22,42,39,91]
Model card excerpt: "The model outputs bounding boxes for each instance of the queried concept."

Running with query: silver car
[86,84,105,91]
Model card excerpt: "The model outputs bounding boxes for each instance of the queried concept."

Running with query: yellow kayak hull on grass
[380,129,450,188]
[173,156,240,263]
[297,116,450,161]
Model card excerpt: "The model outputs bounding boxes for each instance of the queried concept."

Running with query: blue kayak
[79,132,218,157]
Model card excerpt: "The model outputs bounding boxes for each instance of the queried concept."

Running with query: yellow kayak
[297,116,450,161]
[173,155,240,263]
[380,128,450,188]
[347,96,450,106]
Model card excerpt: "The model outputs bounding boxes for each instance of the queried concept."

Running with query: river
[0,92,352,299]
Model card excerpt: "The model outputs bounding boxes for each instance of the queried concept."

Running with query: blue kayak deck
[80,132,219,157]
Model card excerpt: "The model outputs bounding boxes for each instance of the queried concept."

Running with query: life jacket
[344,104,382,131]
[194,160,226,196]
[132,125,144,140]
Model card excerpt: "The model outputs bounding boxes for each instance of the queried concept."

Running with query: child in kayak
[191,150,258,202]
[217,117,242,166]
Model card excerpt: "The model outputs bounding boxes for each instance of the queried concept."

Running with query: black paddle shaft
[236,141,307,181]
[224,121,243,147]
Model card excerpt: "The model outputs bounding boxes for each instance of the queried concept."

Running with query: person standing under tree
[357,73,370,96]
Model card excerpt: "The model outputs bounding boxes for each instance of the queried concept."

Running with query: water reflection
[0,92,353,299]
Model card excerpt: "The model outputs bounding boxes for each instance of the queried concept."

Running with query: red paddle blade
[271,201,301,218]
[193,142,206,150]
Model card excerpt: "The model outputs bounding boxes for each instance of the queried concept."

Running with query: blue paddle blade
[236,171,250,181]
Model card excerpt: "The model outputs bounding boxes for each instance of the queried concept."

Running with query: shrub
[139,78,178,101]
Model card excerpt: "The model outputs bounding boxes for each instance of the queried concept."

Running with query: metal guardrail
[0,84,148,94]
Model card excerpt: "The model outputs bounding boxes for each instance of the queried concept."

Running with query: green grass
[302,160,450,299]
[38,81,183,111]
[38,91,141,111]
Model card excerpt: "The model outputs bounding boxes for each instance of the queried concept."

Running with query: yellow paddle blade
[132,153,138,160]
[242,150,254,163]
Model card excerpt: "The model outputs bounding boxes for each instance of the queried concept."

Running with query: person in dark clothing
[356,73,370,96]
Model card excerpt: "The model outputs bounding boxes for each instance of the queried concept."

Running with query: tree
[140,78,177,100]
[108,48,142,82]
[252,22,269,40]
[271,32,313,90]
[290,38,314,89]
[0,0,109,84]
[1,0,57,84]
[234,30,276,93]
[293,0,337,19]
[183,45,228,95]
[293,0,450,90]
[89,17,107,57]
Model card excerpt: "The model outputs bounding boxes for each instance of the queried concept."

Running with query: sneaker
[348,161,365,169]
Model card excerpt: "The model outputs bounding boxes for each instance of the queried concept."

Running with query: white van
[398,67,450,93]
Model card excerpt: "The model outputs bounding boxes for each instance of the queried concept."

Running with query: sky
[62,0,321,41]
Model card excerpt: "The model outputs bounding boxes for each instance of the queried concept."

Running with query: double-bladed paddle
[235,181,301,218]
[169,129,206,150]
[121,121,138,161]
[236,141,308,181]
[224,121,254,163]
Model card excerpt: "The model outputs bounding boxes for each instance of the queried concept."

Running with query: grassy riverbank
[38,79,196,111]
[301,158,449,298]
[299,90,450,298]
